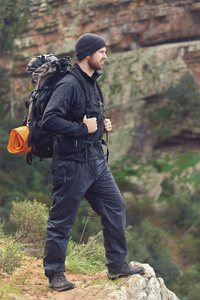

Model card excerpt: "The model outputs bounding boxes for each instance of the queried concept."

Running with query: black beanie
[75,33,106,60]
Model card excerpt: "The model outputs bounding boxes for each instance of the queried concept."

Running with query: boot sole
[48,283,74,291]
[107,270,145,280]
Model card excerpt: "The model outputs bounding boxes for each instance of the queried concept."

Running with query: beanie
[75,33,106,60]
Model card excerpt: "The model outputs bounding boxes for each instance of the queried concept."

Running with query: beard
[88,56,104,71]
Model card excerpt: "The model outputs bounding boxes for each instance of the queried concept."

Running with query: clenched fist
[83,115,98,133]
[104,118,112,132]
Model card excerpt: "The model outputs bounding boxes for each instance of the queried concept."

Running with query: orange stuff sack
[7,126,32,154]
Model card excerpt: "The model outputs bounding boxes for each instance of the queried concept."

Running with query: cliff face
[1,0,200,161]
[11,0,200,57]
[102,41,200,163]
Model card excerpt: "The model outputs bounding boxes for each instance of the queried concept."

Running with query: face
[88,47,107,71]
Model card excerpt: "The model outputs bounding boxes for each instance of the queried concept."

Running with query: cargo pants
[43,157,128,277]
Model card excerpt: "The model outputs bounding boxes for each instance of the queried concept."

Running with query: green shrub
[166,73,200,122]
[0,121,52,235]
[153,258,180,285]
[0,0,29,50]
[159,178,174,200]
[10,199,49,255]
[146,73,200,142]
[166,192,198,229]
[0,236,22,276]
[127,221,180,284]
[179,233,200,265]
[170,263,200,300]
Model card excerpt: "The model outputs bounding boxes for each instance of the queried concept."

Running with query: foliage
[10,199,49,254]
[0,67,10,118]
[0,120,52,234]
[146,73,200,142]
[127,221,180,285]
[152,151,200,175]
[163,189,200,230]
[66,232,106,274]
[170,264,200,300]
[0,240,22,276]
[67,217,132,274]
[0,223,22,276]
[71,203,102,243]
[166,73,200,122]
[0,0,29,50]
[2,115,200,298]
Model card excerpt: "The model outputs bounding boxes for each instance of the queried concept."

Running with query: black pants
[43,157,128,278]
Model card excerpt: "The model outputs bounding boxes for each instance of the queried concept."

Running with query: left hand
[104,118,112,132]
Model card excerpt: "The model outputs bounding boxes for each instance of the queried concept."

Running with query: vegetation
[10,199,49,255]
[1,136,200,299]
[0,223,22,276]
[0,0,29,51]
[146,73,200,142]
[66,232,105,274]
[0,8,200,298]
[1,71,200,299]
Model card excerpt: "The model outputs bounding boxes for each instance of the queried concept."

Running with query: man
[42,33,144,292]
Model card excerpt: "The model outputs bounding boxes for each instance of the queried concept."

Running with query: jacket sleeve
[41,80,88,137]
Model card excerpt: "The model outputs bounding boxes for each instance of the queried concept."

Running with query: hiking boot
[107,262,145,280]
[48,272,74,291]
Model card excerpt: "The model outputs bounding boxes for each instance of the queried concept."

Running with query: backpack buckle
[72,140,78,148]
[94,140,101,148]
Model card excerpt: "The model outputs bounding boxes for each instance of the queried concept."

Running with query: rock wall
[11,0,200,58]
[102,41,200,163]
[1,0,200,161]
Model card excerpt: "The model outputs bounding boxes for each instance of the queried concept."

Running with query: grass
[66,232,106,274]
[0,278,27,300]
[88,278,110,286]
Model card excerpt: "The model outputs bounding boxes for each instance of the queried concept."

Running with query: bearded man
[42,33,145,291]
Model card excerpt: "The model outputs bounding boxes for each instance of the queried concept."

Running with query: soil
[1,257,109,300]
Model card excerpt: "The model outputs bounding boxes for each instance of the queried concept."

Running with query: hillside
[1,257,179,300]
[1,1,200,299]
[1,1,200,163]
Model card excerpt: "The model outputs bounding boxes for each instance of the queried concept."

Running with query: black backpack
[24,53,109,165]
[24,53,72,165]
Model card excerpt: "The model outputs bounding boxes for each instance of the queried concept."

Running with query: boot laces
[57,272,67,283]
[123,262,131,267]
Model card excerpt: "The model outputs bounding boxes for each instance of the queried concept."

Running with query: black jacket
[41,63,105,162]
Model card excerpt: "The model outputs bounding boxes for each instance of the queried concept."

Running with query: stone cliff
[55,263,179,300]
[1,1,200,299]
[1,0,200,163]
[102,41,200,163]
[11,0,200,57]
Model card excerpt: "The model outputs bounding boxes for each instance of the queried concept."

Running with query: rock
[9,0,200,58]
[54,262,179,300]
[2,0,200,163]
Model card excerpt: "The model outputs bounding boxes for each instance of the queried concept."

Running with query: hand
[83,115,97,133]
[104,118,112,132]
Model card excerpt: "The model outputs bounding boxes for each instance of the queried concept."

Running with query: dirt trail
[1,257,109,300]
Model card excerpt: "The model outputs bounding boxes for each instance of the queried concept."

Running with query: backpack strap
[66,67,110,161]
[71,67,109,161]
[72,138,109,162]
[71,68,92,118]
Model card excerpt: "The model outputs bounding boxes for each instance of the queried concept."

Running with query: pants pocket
[53,159,75,187]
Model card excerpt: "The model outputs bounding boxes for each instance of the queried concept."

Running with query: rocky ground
[1,257,110,299]
[1,257,179,300]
